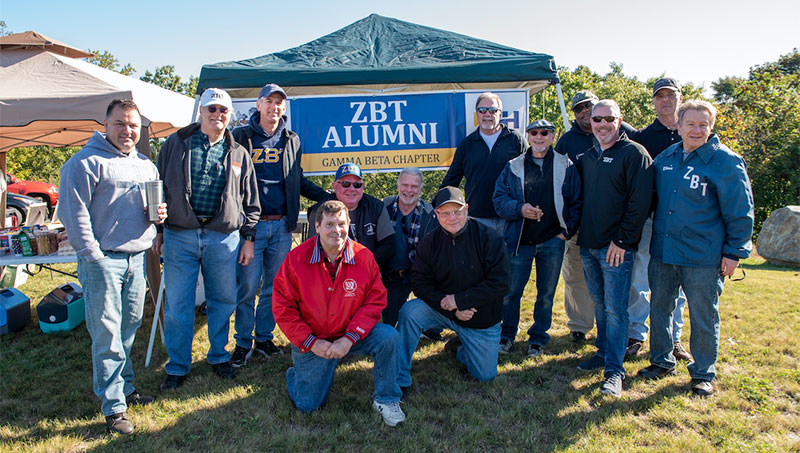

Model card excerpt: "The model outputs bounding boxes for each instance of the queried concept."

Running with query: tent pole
[191,95,201,123]
[555,83,571,132]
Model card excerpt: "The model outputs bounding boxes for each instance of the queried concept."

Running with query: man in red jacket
[272,200,405,426]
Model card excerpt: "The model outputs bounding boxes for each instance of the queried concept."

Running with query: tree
[0,20,10,36]
[86,49,135,76]
[140,65,197,97]
[712,49,800,238]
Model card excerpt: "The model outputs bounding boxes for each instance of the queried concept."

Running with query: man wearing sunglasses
[229,83,327,368]
[396,187,510,390]
[493,119,582,357]
[154,88,260,390]
[307,163,395,269]
[440,92,526,236]
[575,99,653,398]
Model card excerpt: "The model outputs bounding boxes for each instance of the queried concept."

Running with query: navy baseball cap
[571,90,599,109]
[335,163,363,181]
[259,83,287,99]
[653,78,681,95]
[526,119,555,132]
[434,186,466,209]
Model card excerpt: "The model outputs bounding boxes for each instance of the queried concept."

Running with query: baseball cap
[258,83,287,99]
[335,163,363,181]
[571,90,599,109]
[199,88,233,110]
[653,78,681,95]
[434,186,466,209]
[526,119,555,132]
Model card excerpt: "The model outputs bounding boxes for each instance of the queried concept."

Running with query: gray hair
[475,92,503,111]
[592,99,621,118]
[678,100,717,128]
[398,167,423,186]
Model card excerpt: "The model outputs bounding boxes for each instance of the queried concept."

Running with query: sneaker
[570,331,586,343]
[253,340,284,358]
[444,337,462,356]
[230,345,253,368]
[691,379,714,397]
[577,355,605,371]
[600,373,623,397]
[673,342,692,361]
[105,412,134,435]
[637,364,677,380]
[125,392,155,407]
[372,400,406,426]
[159,374,188,393]
[211,362,237,380]
[527,344,544,358]
[498,339,512,355]
[421,329,445,342]
[625,338,644,357]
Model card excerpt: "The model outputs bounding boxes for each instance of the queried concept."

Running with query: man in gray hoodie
[59,99,166,435]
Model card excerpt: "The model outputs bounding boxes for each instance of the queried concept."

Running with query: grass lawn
[1,255,798,452]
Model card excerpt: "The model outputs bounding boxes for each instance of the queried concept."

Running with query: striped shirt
[189,130,228,217]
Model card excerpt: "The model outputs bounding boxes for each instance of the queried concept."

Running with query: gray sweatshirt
[59,131,159,262]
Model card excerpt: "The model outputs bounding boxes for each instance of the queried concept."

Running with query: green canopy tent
[198,14,570,126]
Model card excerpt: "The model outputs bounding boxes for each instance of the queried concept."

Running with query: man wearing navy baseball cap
[307,163,395,269]
[229,83,327,368]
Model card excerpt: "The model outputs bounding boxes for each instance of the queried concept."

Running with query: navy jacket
[650,135,754,267]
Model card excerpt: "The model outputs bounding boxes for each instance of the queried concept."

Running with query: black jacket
[440,125,526,218]
[555,120,638,164]
[627,118,681,160]
[410,219,510,329]
[232,121,326,231]
[576,132,654,250]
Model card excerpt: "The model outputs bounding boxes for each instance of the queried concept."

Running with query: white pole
[555,83,571,132]
[145,274,165,368]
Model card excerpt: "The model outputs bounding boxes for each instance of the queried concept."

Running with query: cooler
[0,287,31,335]
[37,282,85,333]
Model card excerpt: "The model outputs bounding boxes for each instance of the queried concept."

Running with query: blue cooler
[0,287,31,335]
[37,282,85,333]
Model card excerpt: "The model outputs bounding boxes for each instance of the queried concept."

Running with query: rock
[757,206,800,268]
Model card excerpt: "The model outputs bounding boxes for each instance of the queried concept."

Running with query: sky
[4,0,799,93]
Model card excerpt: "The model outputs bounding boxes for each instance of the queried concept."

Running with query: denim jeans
[648,257,723,381]
[396,299,500,386]
[673,288,687,343]
[78,251,146,416]
[563,233,594,334]
[234,218,292,347]
[472,217,506,237]
[580,246,633,378]
[627,217,652,342]
[285,323,402,412]
[163,227,239,376]
[500,236,565,346]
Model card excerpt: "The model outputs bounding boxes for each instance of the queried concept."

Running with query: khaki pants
[563,234,594,333]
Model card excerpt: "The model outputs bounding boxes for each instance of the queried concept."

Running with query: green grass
[1,256,799,452]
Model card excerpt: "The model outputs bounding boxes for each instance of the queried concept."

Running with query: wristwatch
[242,233,255,242]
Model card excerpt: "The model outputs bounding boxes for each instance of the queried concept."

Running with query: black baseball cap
[434,186,466,209]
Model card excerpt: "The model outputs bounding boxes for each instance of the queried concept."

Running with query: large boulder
[757,206,800,268]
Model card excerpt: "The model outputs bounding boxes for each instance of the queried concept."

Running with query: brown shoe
[106,412,134,435]
[625,338,644,357]
[673,342,692,361]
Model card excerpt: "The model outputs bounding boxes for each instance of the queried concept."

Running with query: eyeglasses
[436,206,467,218]
[572,103,594,113]
[207,105,229,114]
[591,116,618,123]
[477,107,500,114]
[337,181,364,189]
[528,130,550,137]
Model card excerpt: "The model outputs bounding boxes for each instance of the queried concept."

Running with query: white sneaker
[372,400,406,426]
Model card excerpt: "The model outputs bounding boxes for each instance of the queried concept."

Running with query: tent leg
[145,274,165,368]
[555,83,571,132]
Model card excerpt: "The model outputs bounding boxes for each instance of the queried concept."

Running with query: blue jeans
[78,251,146,416]
[648,257,723,381]
[396,299,500,386]
[472,217,506,237]
[285,323,402,412]
[163,227,239,376]
[234,219,292,347]
[500,236,565,346]
[627,218,652,341]
[673,288,687,343]
[580,246,633,378]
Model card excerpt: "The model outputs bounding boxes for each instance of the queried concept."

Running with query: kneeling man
[396,187,510,389]
[272,200,405,426]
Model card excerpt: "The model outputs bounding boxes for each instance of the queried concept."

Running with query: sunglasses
[477,107,500,114]
[436,206,466,218]
[591,116,618,123]
[572,103,594,113]
[528,130,550,137]
[337,181,364,189]
[207,105,229,114]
